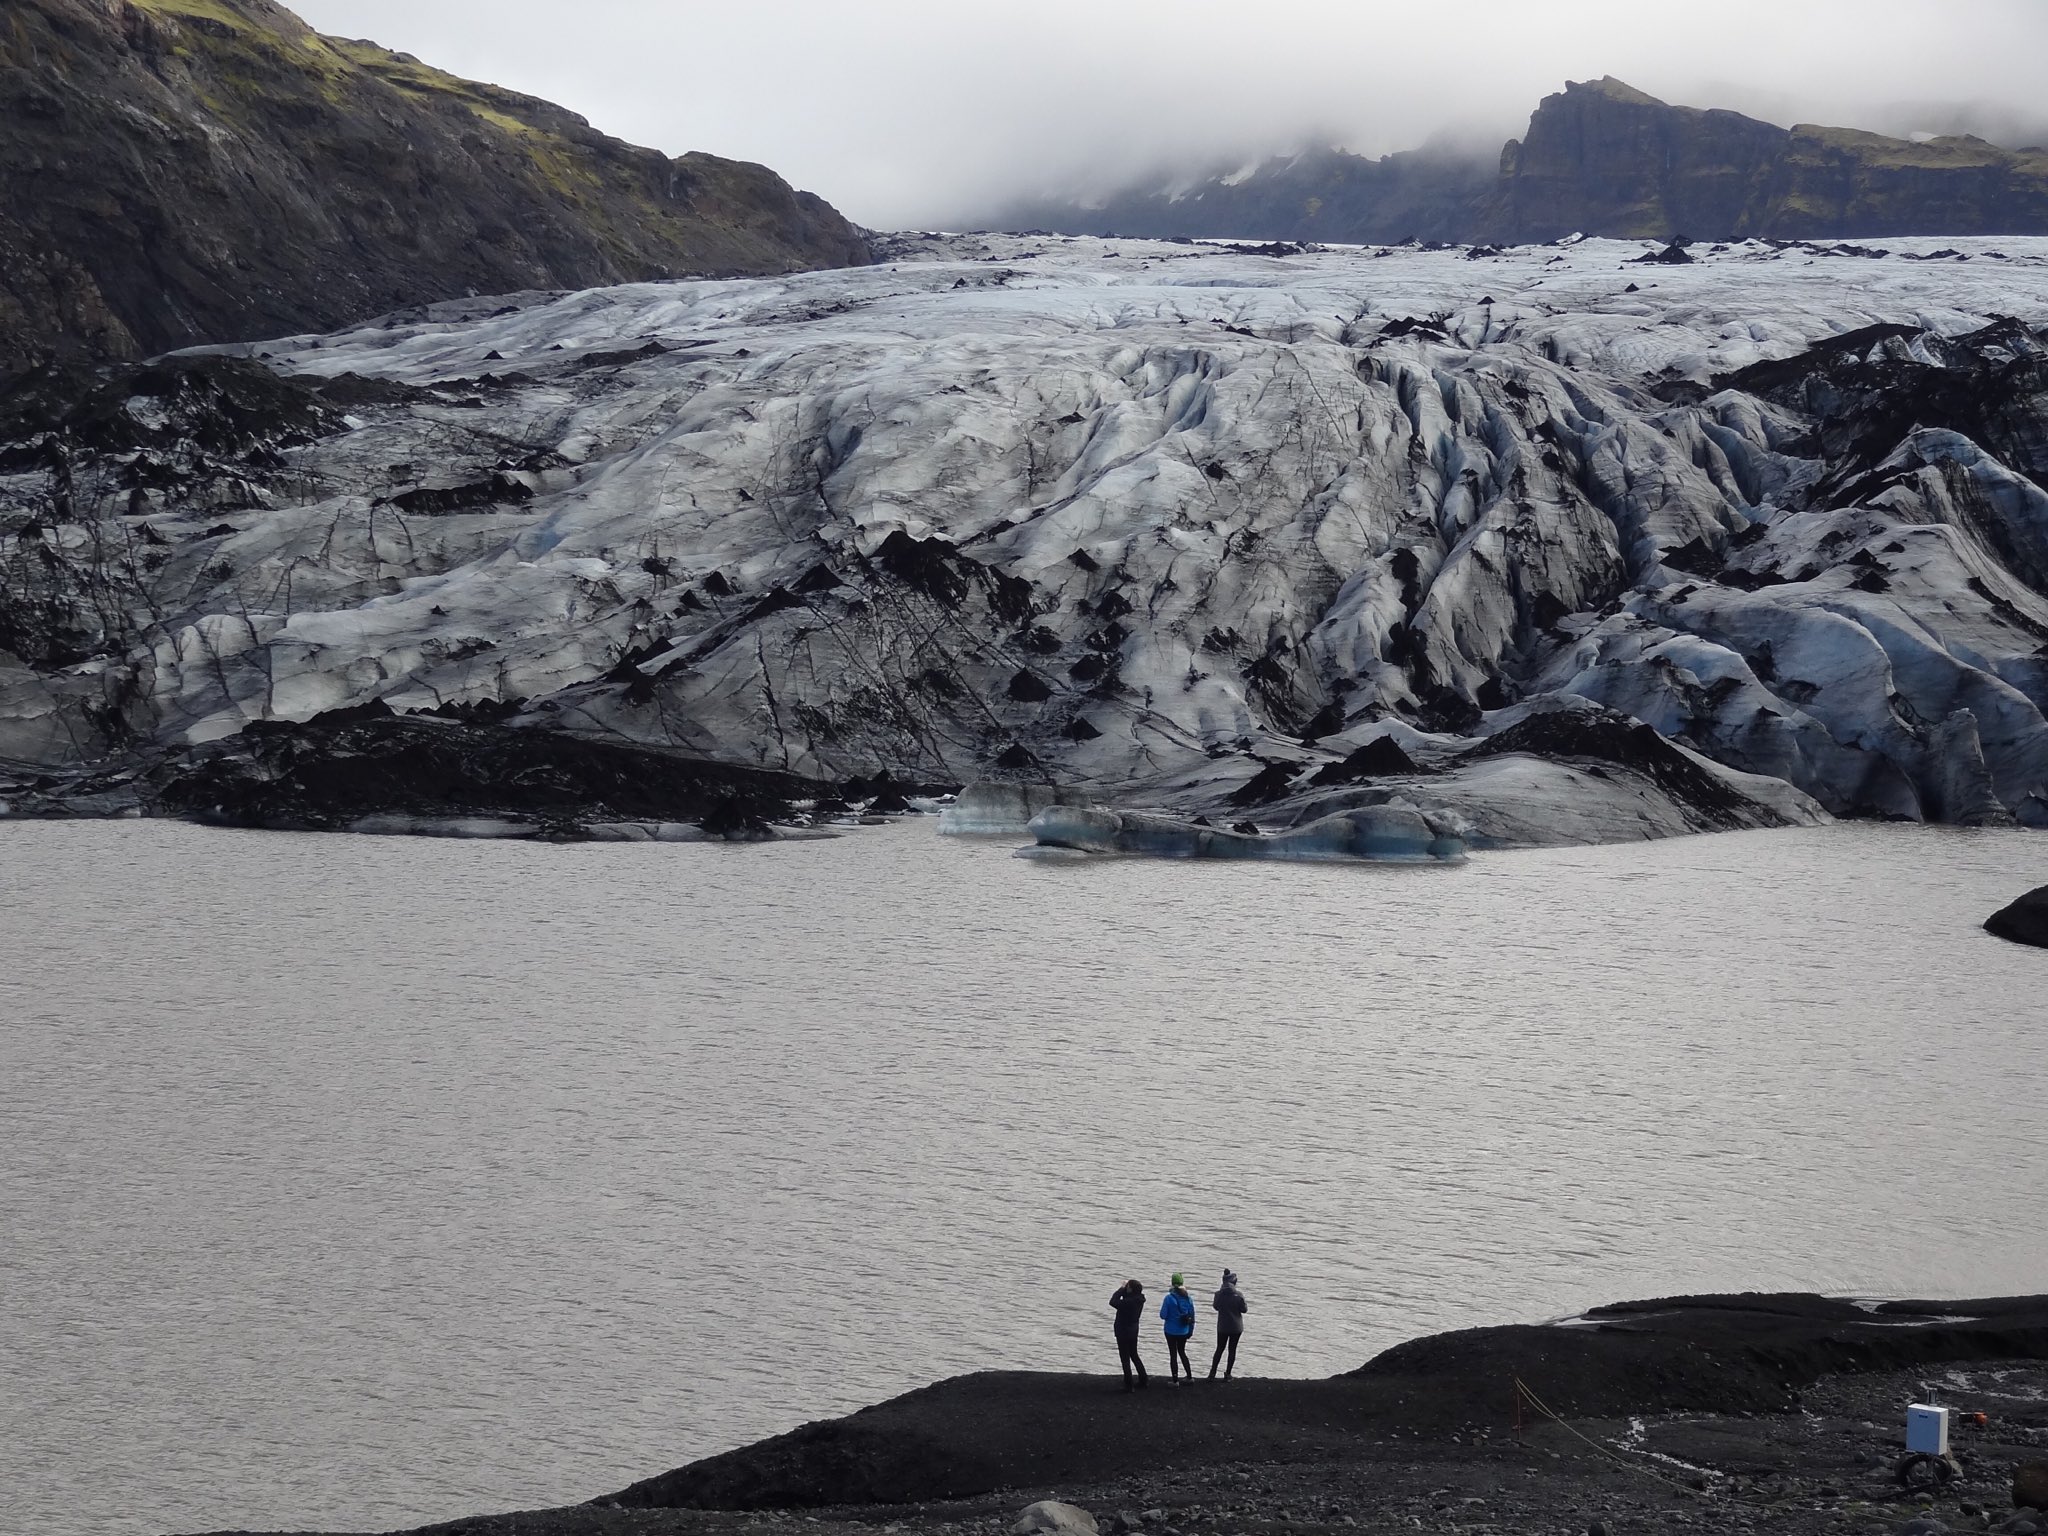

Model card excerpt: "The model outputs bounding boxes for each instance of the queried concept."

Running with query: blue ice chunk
[1020,803,1466,863]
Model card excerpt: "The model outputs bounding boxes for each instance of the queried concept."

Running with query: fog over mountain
[285,0,2048,227]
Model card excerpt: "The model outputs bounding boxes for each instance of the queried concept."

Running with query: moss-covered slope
[0,0,871,372]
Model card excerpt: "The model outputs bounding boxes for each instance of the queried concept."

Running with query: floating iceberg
[345,814,540,840]
[1019,803,1467,863]
[938,780,1098,836]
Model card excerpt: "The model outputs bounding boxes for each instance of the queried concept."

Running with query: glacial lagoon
[4,817,2046,1535]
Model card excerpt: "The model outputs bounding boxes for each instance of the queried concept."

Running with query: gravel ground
[193,1301,2048,1536]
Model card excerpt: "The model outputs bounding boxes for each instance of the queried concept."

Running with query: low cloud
[289,0,2048,227]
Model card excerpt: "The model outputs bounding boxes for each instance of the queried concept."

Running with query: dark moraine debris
[149,706,826,835]
[1710,319,2048,518]
[738,586,806,624]
[564,339,674,372]
[1712,320,1922,398]
[604,1294,2048,1513]
[865,529,1037,623]
[1310,734,1423,785]
[870,528,970,606]
[1647,372,1710,407]
[1377,314,1452,342]
[1662,534,1725,577]
[0,354,346,469]
[382,472,536,515]
[1218,239,1310,257]
[1230,758,1302,806]
[1297,700,1346,742]
[1006,669,1054,703]
[839,771,954,815]
[791,562,842,595]
[310,371,436,410]
[1468,705,1755,825]
[1985,885,2048,949]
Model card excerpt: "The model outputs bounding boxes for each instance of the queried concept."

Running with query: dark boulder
[2018,1462,2048,1511]
[1985,887,2048,949]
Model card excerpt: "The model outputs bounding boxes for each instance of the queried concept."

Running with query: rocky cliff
[0,0,871,374]
[991,77,2048,245]
[1498,77,2048,242]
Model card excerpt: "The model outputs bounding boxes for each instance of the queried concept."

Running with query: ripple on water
[1,818,2045,1534]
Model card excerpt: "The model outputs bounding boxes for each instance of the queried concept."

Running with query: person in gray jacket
[1209,1268,1248,1379]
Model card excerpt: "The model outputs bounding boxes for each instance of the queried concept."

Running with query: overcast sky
[288,0,2048,228]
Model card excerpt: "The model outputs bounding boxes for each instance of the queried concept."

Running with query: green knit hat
[1171,1272,1184,1286]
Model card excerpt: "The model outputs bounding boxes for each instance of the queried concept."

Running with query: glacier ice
[3,232,2047,844]
[937,780,1098,836]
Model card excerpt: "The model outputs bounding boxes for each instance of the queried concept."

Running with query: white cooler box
[1907,1404,1950,1455]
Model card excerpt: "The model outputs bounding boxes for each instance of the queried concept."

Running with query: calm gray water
[3,818,2046,1536]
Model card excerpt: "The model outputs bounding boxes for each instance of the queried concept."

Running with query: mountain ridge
[0,0,871,374]
[987,76,2048,244]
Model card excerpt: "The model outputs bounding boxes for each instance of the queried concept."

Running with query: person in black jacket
[1110,1278,1149,1390]
[1209,1268,1248,1379]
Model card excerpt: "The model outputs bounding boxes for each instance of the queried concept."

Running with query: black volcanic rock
[0,0,871,373]
[1986,885,2048,948]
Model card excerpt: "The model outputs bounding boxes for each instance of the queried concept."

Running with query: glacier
[3,232,2047,846]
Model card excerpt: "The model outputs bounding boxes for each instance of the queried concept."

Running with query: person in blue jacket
[1160,1272,1197,1382]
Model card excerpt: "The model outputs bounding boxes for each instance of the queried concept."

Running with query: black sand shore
[196,1295,2048,1536]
